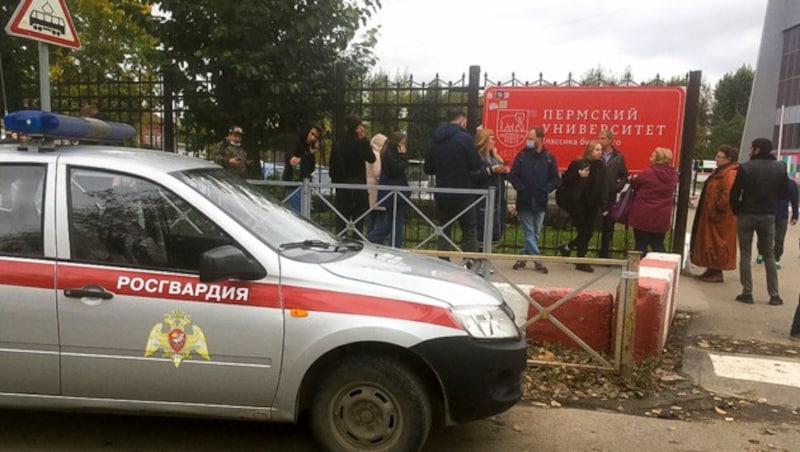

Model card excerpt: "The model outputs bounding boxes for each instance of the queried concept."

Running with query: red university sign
[482,86,686,173]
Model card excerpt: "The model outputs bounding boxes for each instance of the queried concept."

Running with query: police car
[0,111,526,451]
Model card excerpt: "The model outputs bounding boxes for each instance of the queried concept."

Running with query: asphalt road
[2,404,798,451]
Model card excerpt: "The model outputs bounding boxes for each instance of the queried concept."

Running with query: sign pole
[38,42,51,112]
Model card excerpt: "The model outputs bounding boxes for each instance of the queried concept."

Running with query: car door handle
[64,285,114,300]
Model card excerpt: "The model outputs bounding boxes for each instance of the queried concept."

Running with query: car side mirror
[199,245,266,283]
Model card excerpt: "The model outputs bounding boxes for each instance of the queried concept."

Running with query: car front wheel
[310,355,432,452]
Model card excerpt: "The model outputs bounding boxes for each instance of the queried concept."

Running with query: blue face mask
[526,140,536,149]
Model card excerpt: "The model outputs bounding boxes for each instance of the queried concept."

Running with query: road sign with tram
[5,0,81,50]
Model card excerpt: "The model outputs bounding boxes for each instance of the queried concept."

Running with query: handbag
[610,186,635,225]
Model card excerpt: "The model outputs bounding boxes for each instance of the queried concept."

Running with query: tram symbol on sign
[29,3,65,36]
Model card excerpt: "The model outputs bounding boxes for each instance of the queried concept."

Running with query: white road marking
[708,353,800,388]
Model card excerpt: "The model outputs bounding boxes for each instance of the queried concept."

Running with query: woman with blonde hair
[628,147,679,255]
[472,129,508,245]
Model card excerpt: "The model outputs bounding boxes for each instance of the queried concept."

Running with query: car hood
[320,245,503,308]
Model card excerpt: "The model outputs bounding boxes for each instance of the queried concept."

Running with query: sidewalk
[491,206,800,408]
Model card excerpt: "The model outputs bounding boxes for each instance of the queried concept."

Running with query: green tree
[2,0,160,139]
[709,65,754,152]
[155,0,381,166]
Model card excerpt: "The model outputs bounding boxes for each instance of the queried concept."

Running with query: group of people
[690,138,797,309]
[423,110,682,274]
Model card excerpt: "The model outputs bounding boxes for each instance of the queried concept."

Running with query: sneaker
[776,261,782,269]
[575,263,594,273]
[790,334,800,342]
[512,260,526,270]
[559,244,571,257]
[735,293,754,304]
[534,263,549,274]
[756,254,764,264]
[461,259,474,270]
[768,296,783,306]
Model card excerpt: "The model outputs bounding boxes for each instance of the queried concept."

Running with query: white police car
[0,111,526,451]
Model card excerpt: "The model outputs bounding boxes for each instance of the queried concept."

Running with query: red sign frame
[5,0,81,50]
[482,86,686,173]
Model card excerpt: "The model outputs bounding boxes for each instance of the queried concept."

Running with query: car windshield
[175,168,337,249]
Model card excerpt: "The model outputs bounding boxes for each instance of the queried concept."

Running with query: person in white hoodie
[366,133,387,233]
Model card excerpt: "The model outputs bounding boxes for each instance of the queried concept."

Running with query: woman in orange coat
[689,145,740,282]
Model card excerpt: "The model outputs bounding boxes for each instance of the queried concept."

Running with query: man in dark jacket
[330,115,375,236]
[598,129,629,258]
[729,137,788,306]
[424,110,500,261]
[508,126,560,273]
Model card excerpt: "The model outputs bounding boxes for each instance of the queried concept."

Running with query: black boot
[575,263,594,273]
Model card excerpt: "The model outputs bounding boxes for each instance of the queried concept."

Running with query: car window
[176,168,336,249]
[0,164,46,257]
[68,168,234,272]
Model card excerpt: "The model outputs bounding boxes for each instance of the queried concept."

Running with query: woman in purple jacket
[628,147,679,255]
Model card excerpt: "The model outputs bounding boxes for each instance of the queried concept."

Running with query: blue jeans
[286,187,301,213]
[737,212,779,297]
[366,210,404,248]
[518,209,545,256]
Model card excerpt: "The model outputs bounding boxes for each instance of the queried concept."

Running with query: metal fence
[10,65,690,258]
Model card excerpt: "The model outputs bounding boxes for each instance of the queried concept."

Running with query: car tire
[310,354,432,452]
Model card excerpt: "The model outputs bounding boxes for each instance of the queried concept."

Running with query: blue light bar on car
[3,110,136,142]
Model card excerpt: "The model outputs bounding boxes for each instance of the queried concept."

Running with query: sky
[368,0,768,87]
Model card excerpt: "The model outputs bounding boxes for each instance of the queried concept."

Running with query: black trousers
[599,209,615,258]
[335,188,368,236]
[633,229,666,256]
[435,197,478,255]
[569,210,597,257]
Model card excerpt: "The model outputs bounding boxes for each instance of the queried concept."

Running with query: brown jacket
[690,162,739,270]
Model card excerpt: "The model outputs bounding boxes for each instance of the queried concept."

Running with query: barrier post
[616,250,641,378]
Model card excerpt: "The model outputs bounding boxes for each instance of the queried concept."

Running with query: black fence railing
[8,65,688,259]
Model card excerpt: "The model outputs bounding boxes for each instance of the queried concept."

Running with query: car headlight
[450,305,520,340]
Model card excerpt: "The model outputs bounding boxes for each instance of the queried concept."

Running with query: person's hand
[229,156,243,167]
[491,164,506,174]
[290,156,300,166]
[601,209,609,216]
[579,167,590,178]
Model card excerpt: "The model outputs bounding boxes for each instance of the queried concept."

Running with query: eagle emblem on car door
[144,309,210,367]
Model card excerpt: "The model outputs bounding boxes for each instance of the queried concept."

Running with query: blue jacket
[776,179,799,221]
[424,123,490,199]
[508,146,560,213]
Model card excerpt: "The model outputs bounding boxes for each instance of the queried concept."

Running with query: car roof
[0,142,217,174]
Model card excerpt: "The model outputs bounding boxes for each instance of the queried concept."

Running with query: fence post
[483,186,495,254]
[333,62,347,145]
[616,250,640,379]
[163,71,175,152]
[467,65,481,134]
[671,70,702,254]
[301,178,312,219]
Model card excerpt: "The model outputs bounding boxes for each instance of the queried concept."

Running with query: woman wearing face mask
[367,131,410,248]
[283,125,322,212]
[556,140,608,272]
